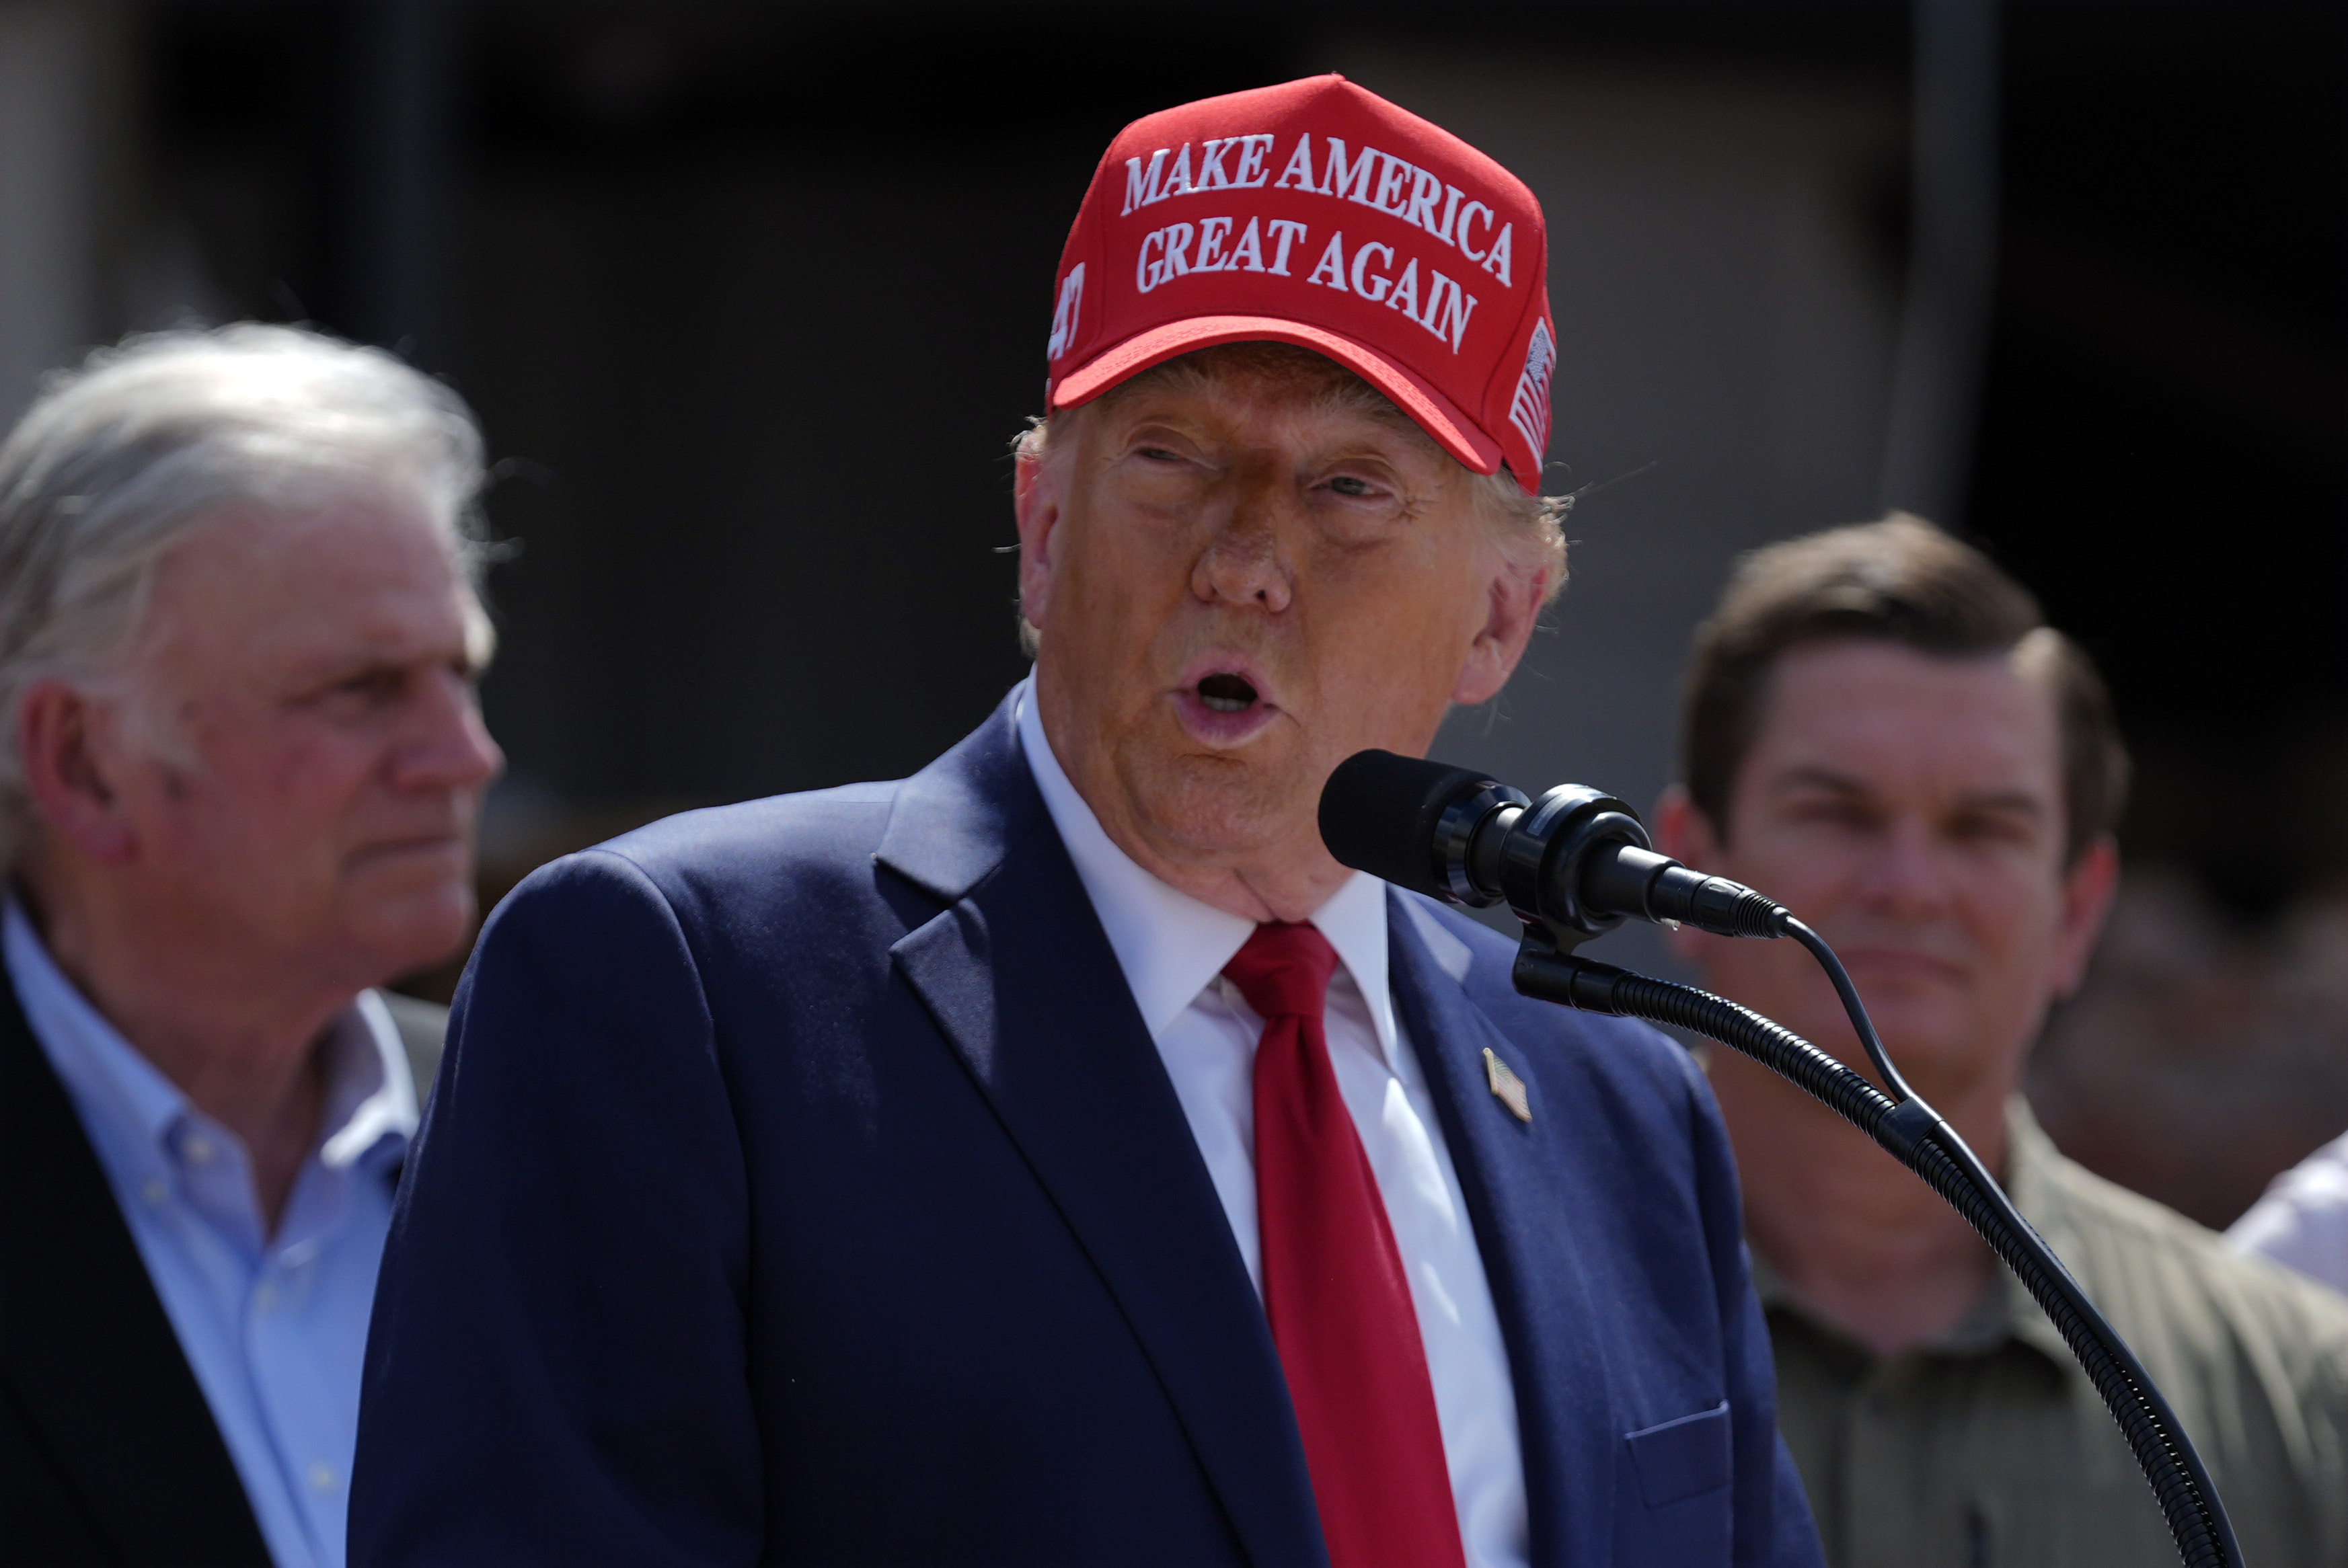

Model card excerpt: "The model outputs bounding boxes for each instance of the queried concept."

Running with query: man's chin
[1116,750,1310,863]
[1853,1009,1993,1089]
[336,884,478,982]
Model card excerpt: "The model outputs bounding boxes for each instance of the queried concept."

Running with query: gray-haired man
[0,325,502,1568]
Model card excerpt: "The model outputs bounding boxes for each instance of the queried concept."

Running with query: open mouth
[1197,673,1260,714]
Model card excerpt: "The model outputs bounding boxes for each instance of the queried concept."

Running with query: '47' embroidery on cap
[1047,264,1086,363]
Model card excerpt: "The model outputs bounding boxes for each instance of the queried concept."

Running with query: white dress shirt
[1015,678,1529,1568]
[4,900,416,1568]
[2230,1130,2348,1298]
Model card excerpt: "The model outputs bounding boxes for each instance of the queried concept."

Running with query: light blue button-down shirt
[3,900,416,1568]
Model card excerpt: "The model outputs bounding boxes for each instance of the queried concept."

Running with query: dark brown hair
[1679,514,2129,862]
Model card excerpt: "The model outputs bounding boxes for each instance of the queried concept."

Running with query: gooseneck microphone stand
[1320,751,2241,1568]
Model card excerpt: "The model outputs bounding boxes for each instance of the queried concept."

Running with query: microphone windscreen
[1318,750,1503,899]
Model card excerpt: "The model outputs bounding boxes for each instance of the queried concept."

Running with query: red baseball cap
[1043,75,1555,494]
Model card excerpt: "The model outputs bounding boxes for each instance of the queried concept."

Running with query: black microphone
[1319,750,2242,1568]
[1318,750,1788,945]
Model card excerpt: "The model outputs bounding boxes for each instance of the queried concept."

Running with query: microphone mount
[1318,749,2242,1568]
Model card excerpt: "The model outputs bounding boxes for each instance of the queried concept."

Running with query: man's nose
[1852,816,1953,918]
[392,667,504,794]
[1190,470,1295,613]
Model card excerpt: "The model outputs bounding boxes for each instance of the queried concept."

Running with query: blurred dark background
[1,0,2340,1227]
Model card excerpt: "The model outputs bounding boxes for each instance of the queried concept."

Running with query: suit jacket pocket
[1625,1400,1731,1507]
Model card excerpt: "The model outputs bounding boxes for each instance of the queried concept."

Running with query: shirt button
[254,1284,276,1311]
[140,1178,167,1205]
[184,1136,215,1164]
[307,1462,336,1493]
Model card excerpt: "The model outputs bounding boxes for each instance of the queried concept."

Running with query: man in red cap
[352,77,1823,1568]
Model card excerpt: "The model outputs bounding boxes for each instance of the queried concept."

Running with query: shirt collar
[1014,674,1398,1062]
[3,896,419,1177]
[1993,1099,2086,1368]
[321,990,419,1171]
[6,898,187,1152]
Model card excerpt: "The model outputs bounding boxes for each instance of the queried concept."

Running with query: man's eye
[329,671,405,706]
[1136,445,1184,463]
[1951,812,2037,847]
[1326,476,1377,498]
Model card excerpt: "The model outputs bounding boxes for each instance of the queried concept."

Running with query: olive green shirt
[1761,1102,2348,1568]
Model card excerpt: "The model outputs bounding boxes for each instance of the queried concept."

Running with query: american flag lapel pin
[1482,1048,1532,1124]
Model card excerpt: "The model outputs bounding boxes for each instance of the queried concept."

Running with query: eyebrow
[1949,790,2047,819]
[1769,765,2047,818]
[1767,765,1870,798]
[285,637,484,689]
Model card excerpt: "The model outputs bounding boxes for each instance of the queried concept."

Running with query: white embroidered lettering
[1457,202,1493,262]
[1229,217,1267,272]
[1136,229,1167,292]
[1123,149,1171,216]
[1273,133,1318,191]
[1349,240,1396,301]
[1425,270,1478,351]
[1195,139,1236,190]
[1160,221,1197,278]
[1230,133,1275,188]
[1373,153,1414,215]
[1435,185,1463,245]
[1162,144,1196,199]
[1384,256,1420,319]
[1320,139,1380,202]
[1194,216,1234,271]
[1481,222,1514,286]
[1404,169,1443,233]
[1306,232,1349,290]
[1046,264,1086,360]
[1266,219,1309,275]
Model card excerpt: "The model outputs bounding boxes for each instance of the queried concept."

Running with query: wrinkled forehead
[142,486,475,643]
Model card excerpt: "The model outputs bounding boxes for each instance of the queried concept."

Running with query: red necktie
[1225,923,1468,1568]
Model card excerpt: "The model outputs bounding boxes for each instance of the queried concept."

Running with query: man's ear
[1653,783,1719,866]
[17,681,137,863]
[2049,834,2121,998]
[1450,564,1546,707]
[1012,428,1067,635]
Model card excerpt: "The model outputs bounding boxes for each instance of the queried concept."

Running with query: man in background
[1657,516,2348,1566]
[0,325,503,1567]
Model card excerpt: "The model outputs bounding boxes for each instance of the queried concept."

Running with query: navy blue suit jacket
[351,695,1821,1567]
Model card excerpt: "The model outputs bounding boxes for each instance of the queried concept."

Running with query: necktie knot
[1223,921,1340,1023]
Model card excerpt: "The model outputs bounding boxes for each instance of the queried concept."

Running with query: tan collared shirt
[1761,1101,2348,1568]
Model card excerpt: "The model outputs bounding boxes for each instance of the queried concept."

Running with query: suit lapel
[0,969,271,1565]
[1387,894,1616,1568]
[878,697,1328,1568]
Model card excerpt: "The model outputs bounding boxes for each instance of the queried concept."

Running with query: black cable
[1778,915,1917,1104]
[1511,941,2242,1568]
